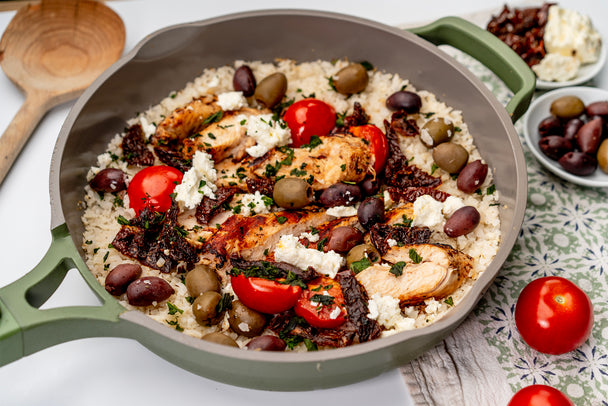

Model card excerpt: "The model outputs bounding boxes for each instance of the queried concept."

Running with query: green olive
[202,332,239,347]
[192,291,223,326]
[597,139,608,174]
[432,142,469,174]
[333,63,369,95]
[420,117,455,148]
[254,72,287,108]
[228,300,266,338]
[273,177,312,209]
[346,243,381,270]
[185,266,220,297]
[550,95,585,120]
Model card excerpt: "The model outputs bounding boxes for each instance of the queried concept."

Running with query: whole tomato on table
[514,276,594,355]
[508,384,574,406]
[283,98,336,147]
[127,165,183,214]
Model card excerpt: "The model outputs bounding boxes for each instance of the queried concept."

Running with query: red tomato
[295,277,347,329]
[349,124,389,173]
[515,276,593,355]
[508,385,574,406]
[127,165,183,214]
[283,99,336,147]
[230,274,302,314]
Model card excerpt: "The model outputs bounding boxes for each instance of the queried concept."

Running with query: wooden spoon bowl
[0,0,125,185]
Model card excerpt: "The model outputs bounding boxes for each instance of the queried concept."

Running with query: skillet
[0,9,534,390]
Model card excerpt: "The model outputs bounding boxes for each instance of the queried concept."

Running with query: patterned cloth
[404,46,608,406]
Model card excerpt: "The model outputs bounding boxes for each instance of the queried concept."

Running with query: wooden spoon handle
[0,92,52,185]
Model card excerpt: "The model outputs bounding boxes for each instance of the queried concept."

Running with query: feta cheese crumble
[174,150,218,209]
[412,195,444,228]
[367,293,416,331]
[240,113,292,158]
[326,205,358,218]
[274,234,344,278]
[217,91,248,111]
[237,191,271,216]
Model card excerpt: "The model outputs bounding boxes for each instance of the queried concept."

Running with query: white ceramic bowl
[523,86,608,187]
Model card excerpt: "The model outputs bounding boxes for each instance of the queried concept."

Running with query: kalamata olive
[360,175,379,196]
[586,100,608,117]
[233,65,256,97]
[104,263,142,296]
[192,291,223,326]
[537,116,563,137]
[432,142,469,174]
[202,332,239,347]
[333,63,369,95]
[126,276,174,306]
[597,139,608,174]
[246,335,286,351]
[273,177,312,209]
[550,95,585,120]
[357,196,385,230]
[444,206,481,238]
[228,300,266,338]
[563,118,584,142]
[254,72,287,108]
[346,243,381,270]
[538,135,573,161]
[457,160,488,193]
[326,226,364,253]
[89,168,126,193]
[575,117,603,154]
[386,90,422,114]
[558,151,598,176]
[185,266,220,298]
[319,183,361,207]
[420,117,455,148]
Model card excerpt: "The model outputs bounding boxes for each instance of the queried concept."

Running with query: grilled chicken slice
[355,244,473,305]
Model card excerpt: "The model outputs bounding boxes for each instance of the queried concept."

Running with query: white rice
[81,59,501,347]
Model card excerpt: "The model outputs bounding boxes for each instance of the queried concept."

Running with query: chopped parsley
[302,135,323,150]
[487,184,496,195]
[409,248,423,264]
[216,293,234,313]
[167,302,184,315]
[117,215,130,226]
[203,110,223,125]
[350,257,371,274]
[389,261,406,277]
[430,163,439,175]
[276,215,288,224]
[316,237,328,251]
[166,319,183,331]
[444,296,454,306]
[310,294,335,307]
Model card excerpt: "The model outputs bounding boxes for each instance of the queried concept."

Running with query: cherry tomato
[295,277,347,329]
[230,274,302,314]
[283,99,336,147]
[515,276,593,355]
[349,124,389,173]
[127,165,183,214]
[508,385,574,406]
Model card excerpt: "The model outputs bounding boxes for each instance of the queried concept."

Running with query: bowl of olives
[523,86,608,187]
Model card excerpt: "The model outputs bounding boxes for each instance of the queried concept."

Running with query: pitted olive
[202,332,239,347]
[105,263,142,296]
[597,139,608,173]
[228,301,266,338]
[558,151,598,176]
[192,291,223,326]
[254,72,287,108]
[537,116,563,137]
[346,243,381,270]
[319,183,361,207]
[185,266,220,298]
[333,63,369,95]
[246,335,286,351]
[420,117,455,148]
[432,142,469,173]
[357,196,385,230]
[126,276,174,307]
[233,65,256,97]
[273,177,312,209]
[326,226,363,253]
[89,168,127,193]
[386,90,422,114]
[550,95,585,120]
[444,206,480,238]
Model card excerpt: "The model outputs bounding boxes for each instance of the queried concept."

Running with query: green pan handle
[408,16,536,123]
[0,223,124,366]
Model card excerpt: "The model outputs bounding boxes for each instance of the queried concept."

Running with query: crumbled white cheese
[174,150,218,209]
[326,205,358,218]
[240,113,292,157]
[383,190,394,210]
[367,293,416,331]
[238,322,250,332]
[532,53,580,82]
[442,196,465,217]
[138,116,157,139]
[329,306,342,320]
[217,91,248,111]
[412,195,444,227]
[387,238,398,248]
[298,231,320,243]
[544,5,602,65]
[238,191,271,216]
[274,234,345,278]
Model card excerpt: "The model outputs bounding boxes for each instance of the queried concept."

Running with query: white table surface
[1,0,606,405]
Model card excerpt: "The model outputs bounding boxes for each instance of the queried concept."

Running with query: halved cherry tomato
[514,276,593,355]
[230,274,302,314]
[349,124,389,174]
[508,385,574,406]
[294,277,347,329]
[283,99,336,147]
[127,165,183,214]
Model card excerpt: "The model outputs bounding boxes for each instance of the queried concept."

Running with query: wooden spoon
[0,0,125,185]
